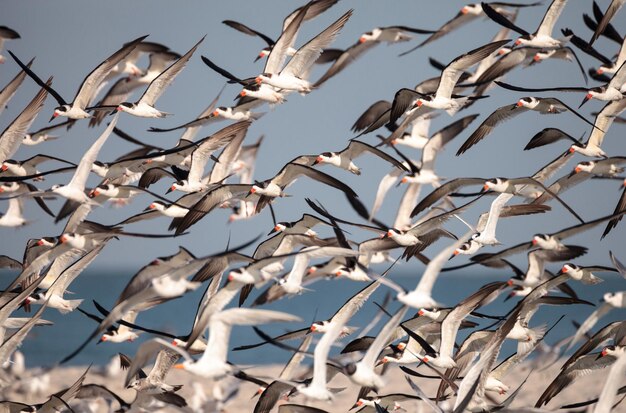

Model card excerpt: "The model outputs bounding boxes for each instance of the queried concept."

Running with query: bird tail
[518,324,547,356]
[59,299,83,314]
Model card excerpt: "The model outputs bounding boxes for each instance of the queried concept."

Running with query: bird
[223,0,340,62]
[171,309,301,378]
[482,0,570,49]
[0,26,20,64]
[456,96,598,155]
[390,39,510,118]
[309,140,408,175]
[0,58,31,116]
[254,10,353,95]
[399,2,541,55]
[9,35,147,120]
[589,0,626,45]
[117,37,204,117]
[0,82,50,164]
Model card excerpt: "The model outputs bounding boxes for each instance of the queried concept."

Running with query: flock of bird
[0,0,625,412]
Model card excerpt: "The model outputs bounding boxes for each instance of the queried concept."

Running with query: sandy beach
[2,357,611,412]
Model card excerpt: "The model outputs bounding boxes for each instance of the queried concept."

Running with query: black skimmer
[9,35,147,120]
[117,37,204,118]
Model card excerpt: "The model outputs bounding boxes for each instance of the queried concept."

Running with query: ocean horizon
[5,268,624,369]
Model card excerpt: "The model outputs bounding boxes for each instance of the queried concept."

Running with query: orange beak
[507,279,514,286]
[596,68,604,75]
[418,310,424,316]
[92,190,100,197]
[255,77,262,85]
[171,340,177,346]
[307,267,316,274]
[483,184,490,190]
[227,273,235,281]
[498,49,506,55]
[561,266,568,273]
[59,235,68,244]
[514,39,522,45]
[310,325,317,332]
[422,357,429,363]
[416,100,423,107]
[335,271,342,277]
[586,93,593,100]
[101,336,107,342]
[148,203,156,210]
[53,112,59,117]
[0,164,7,171]
[359,36,366,43]
[461,6,469,14]
[453,250,460,256]
[116,106,122,111]
[36,239,44,246]
[173,364,185,370]
[212,110,219,117]
[569,147,576,153]
[387,231,393,237]
[274,225,282,232]
[574,166,582,173]
[356,400,363,406]
[531,239,538,245]
[250,187,256,194]
[533,54,541,62]
[516,101,523,107]
[170,185,176,192]
[401,177,408,184]
[240,90,247,97]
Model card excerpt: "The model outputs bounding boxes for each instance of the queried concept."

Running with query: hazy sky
[1,0,624,277]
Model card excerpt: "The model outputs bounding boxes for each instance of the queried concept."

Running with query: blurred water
[5,268,625,369]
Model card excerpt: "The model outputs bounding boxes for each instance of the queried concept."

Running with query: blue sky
[1,0,624,276]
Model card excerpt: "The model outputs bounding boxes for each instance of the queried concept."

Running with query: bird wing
[362,306,408,367]
[281,10,352,79]
[0,82,50,163]
[436,39,510,99]
[0,59,31,113]
[590,0,626,44]
[456,103,527,155]
[411,178,485,217]
[423,114,478,170]
[332,280,381,324]
[399,10,478,55]
[352,100,391,133]
[481,2,529,36]
[535,0,567,37]
[138,37,204,107]
[282,0,339,31]
[274,163,357,198]
[50,244,105,297]
[264,4,308,74]
[481,193,514,240]
[68,113,118,190]
[174,184,253,235]
[568,303,613,349]
[189,121,251,184]
[313,41,377,88]
[222,20,275,46]
[74,35,147,108]
[415,230,473,297]
[588,98,626,147]
[345,140,407,171]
